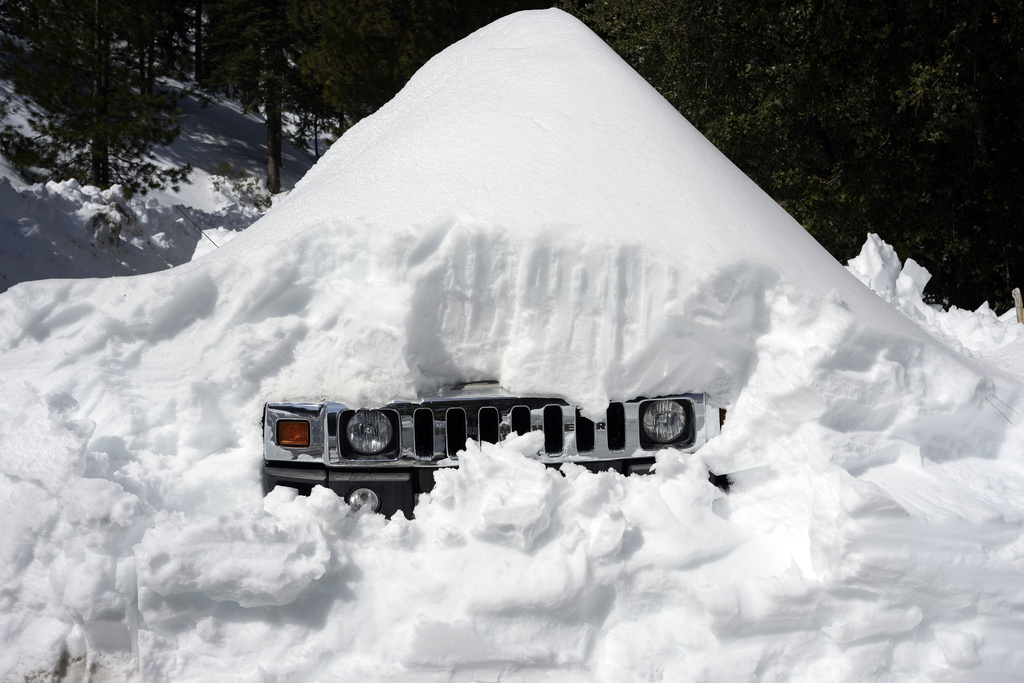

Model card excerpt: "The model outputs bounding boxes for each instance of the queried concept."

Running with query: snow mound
[2,8,1024,681]
[848,233,1024,358]
[187,7,943,414]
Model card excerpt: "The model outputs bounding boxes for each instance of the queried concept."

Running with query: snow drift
[2,8,1024,682]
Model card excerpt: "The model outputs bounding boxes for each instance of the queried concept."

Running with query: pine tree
[0,0,190,195]
[206,0,299,193]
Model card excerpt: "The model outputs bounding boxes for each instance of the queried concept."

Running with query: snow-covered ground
[2,9,1024,682]
[0,77,316,293]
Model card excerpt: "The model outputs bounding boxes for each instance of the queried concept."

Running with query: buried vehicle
[263,382,724,517]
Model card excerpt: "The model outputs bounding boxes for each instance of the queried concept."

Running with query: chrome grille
[543,405,564,454]
[576,410,595,453]
[510,405,530,436]
[413,408,433,459]
[265,386,712,466]
[445,408,467,457]
[479,406,500,444]
[607,402,626,451]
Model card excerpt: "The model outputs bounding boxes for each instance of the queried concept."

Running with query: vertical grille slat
[446,408,467,457]
[478,407,500,444]
[576,410,595,453]
[543,405,564,454]
[607,402,626,451]
[510,405,531,436]
[413,408,434,459]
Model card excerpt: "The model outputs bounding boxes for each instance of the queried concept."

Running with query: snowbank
[0,173,257,292]
[1,9,1024,681]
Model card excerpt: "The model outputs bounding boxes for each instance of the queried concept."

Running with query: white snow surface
[2,9,1024,682]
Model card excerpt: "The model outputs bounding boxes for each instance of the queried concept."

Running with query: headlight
[346,410,393,454]
[641,400,688,444]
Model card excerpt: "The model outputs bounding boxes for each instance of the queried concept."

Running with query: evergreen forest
[0,0,1021,310]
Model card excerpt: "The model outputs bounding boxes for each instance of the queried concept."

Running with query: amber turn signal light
[277,420,310,447]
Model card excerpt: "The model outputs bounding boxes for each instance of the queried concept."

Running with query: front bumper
[262,457,658,519]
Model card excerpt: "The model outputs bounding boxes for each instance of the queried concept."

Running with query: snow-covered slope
[0,77,316,293]
[2,9,1024,681]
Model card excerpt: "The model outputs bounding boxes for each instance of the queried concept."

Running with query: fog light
[277,420,310,447]
[346,410,393,454]
[348,487,380,512]
[641,400,688,443]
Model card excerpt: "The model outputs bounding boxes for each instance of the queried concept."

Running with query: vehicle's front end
[263,382,721,518]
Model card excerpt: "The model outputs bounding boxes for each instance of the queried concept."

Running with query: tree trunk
[91,0,109,187]
[145,39,155,96]
[266,93,282,194]
[139,38,155,96]
[194,0,204,83]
